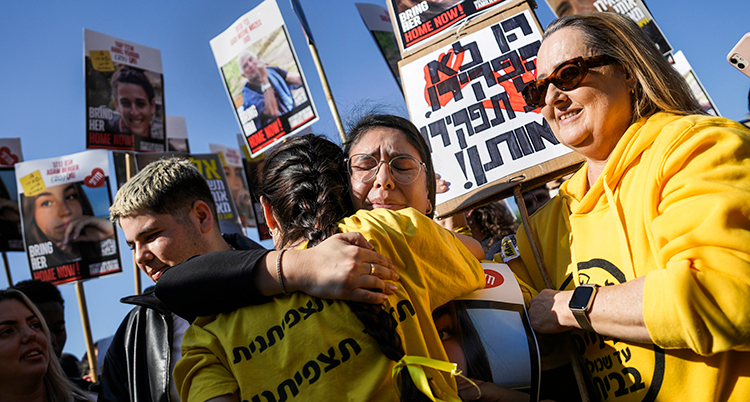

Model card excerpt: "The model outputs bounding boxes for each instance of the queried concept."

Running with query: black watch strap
[569,284,598,332]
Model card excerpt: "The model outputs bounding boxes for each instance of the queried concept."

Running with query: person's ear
[622,67,636,93]
[191,200,214,234]
[260,196,278,231]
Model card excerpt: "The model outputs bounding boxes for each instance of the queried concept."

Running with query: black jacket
[97,287,173,402]
[97,234,265,402]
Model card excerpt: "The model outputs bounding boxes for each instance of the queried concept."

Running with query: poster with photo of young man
[84,29,166,152]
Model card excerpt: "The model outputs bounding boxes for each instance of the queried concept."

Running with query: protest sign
[131,153,245,236]
[670,51,720,116]
[16,150,121,284]
[437,262,540,396]
[387,0,520,55]
[209,144,257,228]
[399,3,582,218]
[166,116,191,153]
[356,3,403,88]
[542,0,672,56]
[84,29,166,152]
[236,135,272,240]
[210,0,318,157]
[0,138,24,252]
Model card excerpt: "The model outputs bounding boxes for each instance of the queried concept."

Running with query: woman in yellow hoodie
[510,12,750,402]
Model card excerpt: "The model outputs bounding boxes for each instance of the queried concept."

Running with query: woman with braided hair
[174,134,485,402]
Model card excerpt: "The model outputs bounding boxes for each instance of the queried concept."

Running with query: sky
[1,0,749,363]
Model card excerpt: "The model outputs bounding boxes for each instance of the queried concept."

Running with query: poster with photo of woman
[16,150,121,284]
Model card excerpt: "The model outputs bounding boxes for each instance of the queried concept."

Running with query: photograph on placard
[0,138,24,251]
[236,134,271,240]
[436,263,540,400]
[209,144,256,228]
[166,115,191,153]
[84,29,166,152]
[210,0,318,157]
[16,150,121,284]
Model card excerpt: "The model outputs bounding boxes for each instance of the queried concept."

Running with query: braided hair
[258,134,431,401]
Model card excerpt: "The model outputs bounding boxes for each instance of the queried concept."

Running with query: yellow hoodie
[508,113,750,401]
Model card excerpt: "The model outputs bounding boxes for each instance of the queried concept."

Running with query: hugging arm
[156,232,397,320]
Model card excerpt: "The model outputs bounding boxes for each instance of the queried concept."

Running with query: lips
[558,109,581,122]
[148,266,167,282]
[21,348,44,361]
[126,116,147,126]
[368,199,405,211]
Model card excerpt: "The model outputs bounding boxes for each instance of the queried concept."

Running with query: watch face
[569,286,596,310]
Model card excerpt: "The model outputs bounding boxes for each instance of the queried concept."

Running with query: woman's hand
[436,173,449,194]
[60,216,115,250]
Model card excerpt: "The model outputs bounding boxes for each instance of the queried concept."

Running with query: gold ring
[369,263,375,276]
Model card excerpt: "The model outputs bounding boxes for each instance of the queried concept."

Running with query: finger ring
[369,263,375,276]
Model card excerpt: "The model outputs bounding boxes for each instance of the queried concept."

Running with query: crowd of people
[4,11,750,402]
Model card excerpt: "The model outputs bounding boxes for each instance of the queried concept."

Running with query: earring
[269,227,278,237]
[426,201,433,215]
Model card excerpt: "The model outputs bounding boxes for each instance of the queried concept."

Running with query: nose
[373,160,395,190]
[21,324,37,344]
[545,83,568,107]
[134,242,153,268]
[57,201,73,217]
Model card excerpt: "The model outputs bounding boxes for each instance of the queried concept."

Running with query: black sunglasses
[521,55,618,108]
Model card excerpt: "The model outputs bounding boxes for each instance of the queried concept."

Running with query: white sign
[400,9,572,207]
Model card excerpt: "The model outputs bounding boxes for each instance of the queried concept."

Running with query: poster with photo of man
[84,29,166,152]
[0,138,24,252]
[16,150,121,284]
[210,0,318,157]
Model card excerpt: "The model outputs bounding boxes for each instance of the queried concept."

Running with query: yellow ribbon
[391,356,464,402]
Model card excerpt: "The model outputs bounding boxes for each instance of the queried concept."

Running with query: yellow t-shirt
[175,208,485,401]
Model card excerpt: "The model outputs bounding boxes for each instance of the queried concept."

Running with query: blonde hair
[0,289,91,402]
[544,12,705,123]
[110,157,217,224]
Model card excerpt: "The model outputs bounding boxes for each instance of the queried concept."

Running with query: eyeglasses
[347,153,426,185]
[521,55,618,108]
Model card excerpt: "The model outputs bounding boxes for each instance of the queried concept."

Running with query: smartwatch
[568,284,598,332]
[260,83,272,93]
